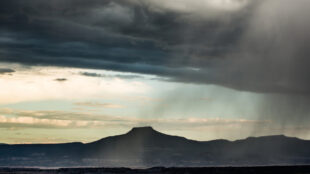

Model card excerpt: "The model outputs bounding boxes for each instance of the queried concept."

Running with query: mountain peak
[125,126,165,138]
[128,126,155,133]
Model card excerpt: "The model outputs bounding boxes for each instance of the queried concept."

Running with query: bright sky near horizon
[0,65,308,144]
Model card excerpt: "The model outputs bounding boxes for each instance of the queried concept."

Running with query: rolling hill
[1,126,310,167]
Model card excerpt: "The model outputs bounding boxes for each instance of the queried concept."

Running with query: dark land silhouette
[2,166,310,174]
[1,127,310,168]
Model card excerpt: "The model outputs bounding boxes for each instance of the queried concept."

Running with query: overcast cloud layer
[1,0,310,94]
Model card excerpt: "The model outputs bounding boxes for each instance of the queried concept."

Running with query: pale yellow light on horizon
[0,67,150,105]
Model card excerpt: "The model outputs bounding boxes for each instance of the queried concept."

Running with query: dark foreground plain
[1,166,310,174]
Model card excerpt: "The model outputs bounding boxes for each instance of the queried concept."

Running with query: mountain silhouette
[1,127,310,167]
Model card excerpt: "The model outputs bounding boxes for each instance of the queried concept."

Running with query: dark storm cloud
[80,72,143,79]
[54,78,67,82]
[0,68,15,74]
[0,0,310,95]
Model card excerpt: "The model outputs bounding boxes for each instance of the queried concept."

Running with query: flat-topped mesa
[127,126,159,135]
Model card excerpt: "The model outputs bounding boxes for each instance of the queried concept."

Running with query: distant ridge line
[1,126,310,167]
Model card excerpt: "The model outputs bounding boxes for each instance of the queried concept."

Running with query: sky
[1,0,310,144]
